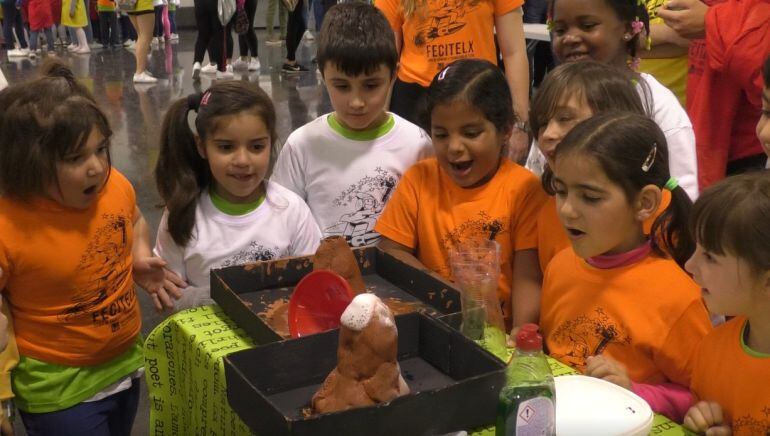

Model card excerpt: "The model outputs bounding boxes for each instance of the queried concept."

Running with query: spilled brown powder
[257,298,290,338]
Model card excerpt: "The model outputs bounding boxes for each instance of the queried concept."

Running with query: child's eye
[65,154,82,163]
[334,84,349,91]
[582,194,601,203]
[703,251,717,263]
[250,143,267,151]
[551,25,566,36]
[580,22,598,31]
[97,145,109,155]
[432,131,448,139]
[366,83,381,90]
[463,130,482,138]
[217,143,233,151]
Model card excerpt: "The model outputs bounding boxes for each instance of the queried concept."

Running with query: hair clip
[546,19,554,31]
[629,56,641,71]
[631,18,644,36]
[663,177,679,191]
[437,66,450,81]
[641,143,657,172]
[645,35,652,51]
[200,90,212,107]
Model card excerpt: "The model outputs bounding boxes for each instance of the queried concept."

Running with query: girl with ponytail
[154,81,321,311]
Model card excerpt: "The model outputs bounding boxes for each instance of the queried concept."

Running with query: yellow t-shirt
[375,158,546,325]
[376,0,524,86]
[638,0,688,105]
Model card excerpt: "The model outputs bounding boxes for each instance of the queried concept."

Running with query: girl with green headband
[539,112,712,422]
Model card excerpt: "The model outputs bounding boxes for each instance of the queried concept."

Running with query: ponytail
[155,95,210,247]
[650,184,693,268]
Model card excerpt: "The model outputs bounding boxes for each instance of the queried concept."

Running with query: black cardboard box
[224,312,506,436]
[211,247,462,345]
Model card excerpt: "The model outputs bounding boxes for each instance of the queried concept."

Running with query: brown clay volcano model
[312,236,366,294]
[311,294,410,414]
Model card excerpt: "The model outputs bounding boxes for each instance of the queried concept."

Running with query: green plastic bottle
[495,323,555,436]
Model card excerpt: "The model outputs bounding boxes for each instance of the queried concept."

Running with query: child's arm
[683,401,732,435]
[132,206,186,312]
[0,298,19,435]
[378,237,426,272]
[511,249,541,329]
[586,355,694,422]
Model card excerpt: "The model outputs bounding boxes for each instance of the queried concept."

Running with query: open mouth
[566,227,586,239]
[564,52,589,62]
[450,160,473,173]
[83,185,98,195]
[230,174,254,181]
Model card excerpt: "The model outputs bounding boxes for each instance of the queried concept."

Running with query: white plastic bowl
[555,375,653,436]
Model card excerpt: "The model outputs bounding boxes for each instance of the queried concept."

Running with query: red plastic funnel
[288,269,355,338]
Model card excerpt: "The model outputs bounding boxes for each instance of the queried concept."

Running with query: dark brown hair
[554,112,694,266]
[691,172,770,277]
[549,0,650,60]
[317,3,398,78]
[0,58,112,201]
[421,58,515,135]
[155,81,278,246]
[764,53,770,88]
[532,61,648,194]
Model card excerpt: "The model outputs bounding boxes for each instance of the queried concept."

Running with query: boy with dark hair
[272,2,432,248]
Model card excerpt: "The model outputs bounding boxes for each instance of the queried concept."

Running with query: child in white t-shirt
[154,81,322,310]
[271,3,432,248]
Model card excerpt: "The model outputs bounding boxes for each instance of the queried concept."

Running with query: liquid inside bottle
[495,324,555,436]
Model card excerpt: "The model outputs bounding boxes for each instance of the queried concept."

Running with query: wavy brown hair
[0,58,112,201]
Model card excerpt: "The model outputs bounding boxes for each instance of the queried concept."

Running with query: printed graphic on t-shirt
[413,0,480,73]
[220,242,278,267]
[550,307,631,371]
[733,407,770,435]
[325,168,398,247]
[441,211,507,250]
[59,212,136,332]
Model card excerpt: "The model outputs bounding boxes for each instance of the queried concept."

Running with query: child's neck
[329,112,393,140]
[746,311,770,354]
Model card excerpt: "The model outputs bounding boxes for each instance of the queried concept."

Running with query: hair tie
[200,90,212,107]
[664,177,679,191]
[641,143,657,172]
[186,93,203,111]
[631,18,644,36]
[437,66,450,81]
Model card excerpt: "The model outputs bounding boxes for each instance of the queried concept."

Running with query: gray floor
[1,29,330,435]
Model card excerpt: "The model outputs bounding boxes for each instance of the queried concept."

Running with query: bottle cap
[516,323,543,351]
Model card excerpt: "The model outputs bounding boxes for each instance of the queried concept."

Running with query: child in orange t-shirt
[0,60,183,433]
[376,59,546,333]
[681,120,770,435]
[540,112,712,421]
[527,61,650,272]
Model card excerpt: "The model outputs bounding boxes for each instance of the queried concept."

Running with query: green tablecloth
[143,305,692,435]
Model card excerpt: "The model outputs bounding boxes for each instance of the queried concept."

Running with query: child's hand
[133,257,187,312]
[683,401,732,435]
[585,355,632,390]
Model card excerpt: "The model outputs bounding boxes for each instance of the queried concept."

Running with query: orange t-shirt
[540,248,712,386]
[536,190,673,273]
[376,0,524,87]
[375,158,546,324]
[0,170,141,366]
[690,317,770,435]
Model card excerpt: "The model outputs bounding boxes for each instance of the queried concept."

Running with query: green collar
[327,113,395,141]
[209,187,265,216]
[741,320,770,358]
